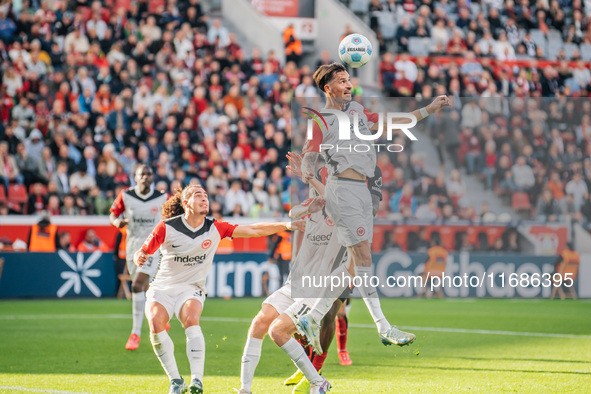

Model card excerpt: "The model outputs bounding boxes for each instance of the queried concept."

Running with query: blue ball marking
[351,53,362,62]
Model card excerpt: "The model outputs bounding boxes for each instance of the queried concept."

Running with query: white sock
[280,338,322,384]
[131,292,146,336]
[150,330,180,381]
[310,264,353,323]
[355,266,390,333]
[240,337,263,392]
[186,325,205,382]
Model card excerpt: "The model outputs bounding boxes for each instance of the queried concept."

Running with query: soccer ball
[338,34,373,68]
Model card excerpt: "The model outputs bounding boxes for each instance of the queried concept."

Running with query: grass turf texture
[0,298,590,393]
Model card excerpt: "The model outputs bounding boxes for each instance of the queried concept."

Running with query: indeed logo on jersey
[306,232,332,245]
[304,107,417,153]
[174,253,207,265]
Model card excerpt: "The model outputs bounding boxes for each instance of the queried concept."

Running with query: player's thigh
[250,302,281,337]
[178,298,204,328]
[325,180,373,247]
[263,284,294,316]
[132,272,150,291]
[269,313,298,341]
[175,285,207,328]
[145,295,171,333]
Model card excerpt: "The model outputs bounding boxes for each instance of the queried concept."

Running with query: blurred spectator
[536,188,563,222]
[28,214,57,252]
[511,156,536,192]
[0,140,22,189]
[224,180,249,216]
[57,231,76,253]
[565,172,588,209]
[391,183,418,216]
[70,163,97,194]
[27,183,48,215]
[77,228,108,252]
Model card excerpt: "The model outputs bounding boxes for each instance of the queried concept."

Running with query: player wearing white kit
[110,164,168,351]
[134,184,301,394]
[237,172,339,394]
[297,63,451,354]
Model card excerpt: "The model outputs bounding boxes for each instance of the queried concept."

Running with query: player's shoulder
[164,215,216,238]
[347,101,365,111]
[163,214,184,225]
[127,188,167,202]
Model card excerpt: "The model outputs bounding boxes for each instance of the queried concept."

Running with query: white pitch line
[0,386,92,394]
[1,314,590,339]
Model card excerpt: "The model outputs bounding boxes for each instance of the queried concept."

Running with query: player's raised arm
[233,221,305,238]
[370,95,452,131]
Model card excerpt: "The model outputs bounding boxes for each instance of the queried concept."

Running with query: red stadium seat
[512,192,531,211]
[8,184,28,213]
[0,184,6,203]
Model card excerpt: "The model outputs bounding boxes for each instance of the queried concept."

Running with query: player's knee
[148,315,168,333]
[268,319,288,343]
[131,282,146,293]
[251,312,273,337]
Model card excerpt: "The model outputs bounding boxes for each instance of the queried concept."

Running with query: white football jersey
[303,101,379,178]
[288,198,348,291]
[141,216,237,291]
[110,188,168,263]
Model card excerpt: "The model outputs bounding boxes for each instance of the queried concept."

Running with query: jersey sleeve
[302,122,323,154]
[110,191,126,216]
[368,165,383,200]
[141,221,166,254]
[363,108,379,127]
[214,220,238,239]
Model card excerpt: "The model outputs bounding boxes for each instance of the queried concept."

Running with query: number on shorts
[295,304,311,318]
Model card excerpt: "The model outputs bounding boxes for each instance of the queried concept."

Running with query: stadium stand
[1,0,591,252]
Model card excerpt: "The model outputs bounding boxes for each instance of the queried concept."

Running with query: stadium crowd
[1,0,591,241]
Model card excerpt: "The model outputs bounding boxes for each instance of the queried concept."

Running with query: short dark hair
[313,62,347,93]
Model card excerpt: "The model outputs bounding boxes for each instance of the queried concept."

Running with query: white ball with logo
[338,34,373,68]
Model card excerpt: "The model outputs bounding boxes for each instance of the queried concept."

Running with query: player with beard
[296,63,451,354]
[110,164,168,351]
[134,184,301,394]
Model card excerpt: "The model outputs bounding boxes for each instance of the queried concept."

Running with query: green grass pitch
[1,298,590,393]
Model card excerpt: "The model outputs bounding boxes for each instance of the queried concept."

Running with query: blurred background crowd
[1,0,591,243]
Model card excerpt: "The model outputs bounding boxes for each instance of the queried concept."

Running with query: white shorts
[145,284,206,321]
[325,177,373,247]
[284,298,317,327]
[127,250,161,280]
[263,284,296,315]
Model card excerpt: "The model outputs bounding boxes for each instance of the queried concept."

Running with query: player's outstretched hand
[426,95,452,114]
[134,249,148,267]
[286,152,303,178]
[308,196,326,214]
